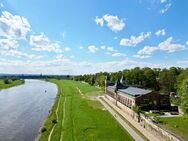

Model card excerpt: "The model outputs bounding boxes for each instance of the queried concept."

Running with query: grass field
[158,117,188,140]
[38,80,134,141]
[0,79,24,90]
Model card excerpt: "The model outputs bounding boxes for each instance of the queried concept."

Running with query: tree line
[73,67,188,115]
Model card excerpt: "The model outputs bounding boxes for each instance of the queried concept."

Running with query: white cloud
[158,37,185,52]
[56,54,64,60]
[138,46,158,55]
[95,17,104,26]
[0,11,31,39]
[0,38,18,50]
[133,54,151,59]
[95,14,125,32]
[155,29,166,36]
[79,46,83,49]
[100,45,106,50]
[88,45,98,53]
[111,52,126,57]
[30,33,62,53]
[0,58,162,75]
[160,3,171,14]
[186,41,188,46]
[0,49,43,59]
[120,32,151,47]
[64,47,71,51]
[106,47,117,52]
[160,0,167,4]
[0,3,4,8]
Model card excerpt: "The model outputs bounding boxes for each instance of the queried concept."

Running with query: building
[105,77,171,110]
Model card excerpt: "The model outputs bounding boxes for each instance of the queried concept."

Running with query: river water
[0,79,57,141]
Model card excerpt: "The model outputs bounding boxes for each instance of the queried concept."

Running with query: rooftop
[118,86,152,97]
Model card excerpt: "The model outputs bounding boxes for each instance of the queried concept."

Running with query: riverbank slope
[0,79,24,90]
[38,79,134,141]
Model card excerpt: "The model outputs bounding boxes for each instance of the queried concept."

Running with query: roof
[118,86,152,97]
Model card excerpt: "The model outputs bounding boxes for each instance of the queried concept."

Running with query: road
[97,97,144,141]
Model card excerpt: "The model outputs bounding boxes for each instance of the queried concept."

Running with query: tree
[159,69,176,93]
[178,78,188,116]
[143,67,158,90]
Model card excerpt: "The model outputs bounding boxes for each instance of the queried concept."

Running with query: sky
[0,0,188,75]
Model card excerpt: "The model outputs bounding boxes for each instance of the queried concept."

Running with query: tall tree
[178,78,188,116]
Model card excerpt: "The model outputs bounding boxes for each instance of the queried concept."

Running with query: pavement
[98,96,162,141]
[97,97,144,141]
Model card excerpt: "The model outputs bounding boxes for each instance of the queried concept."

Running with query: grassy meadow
[38,80,134,141]
[158,117,188,140]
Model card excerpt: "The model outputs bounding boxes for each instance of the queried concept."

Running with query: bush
[41,127,47,133]
[52,119,57,124]
[4,79,12,84]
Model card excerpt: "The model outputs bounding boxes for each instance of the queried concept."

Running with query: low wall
[105,94,182,141]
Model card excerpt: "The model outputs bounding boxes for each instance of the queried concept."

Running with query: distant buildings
[105,76,171,110]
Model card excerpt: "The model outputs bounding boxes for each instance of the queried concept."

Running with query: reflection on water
[0,79,57,141]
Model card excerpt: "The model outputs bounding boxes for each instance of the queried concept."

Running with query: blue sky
[0,0,188,74]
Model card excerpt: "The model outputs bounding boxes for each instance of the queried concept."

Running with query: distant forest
[74,67,188,115]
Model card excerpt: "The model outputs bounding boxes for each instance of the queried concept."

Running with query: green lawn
[157,117,188,140]
[38,80,134,141]
[0,79,24,90]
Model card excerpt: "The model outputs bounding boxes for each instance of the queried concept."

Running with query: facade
[105,78,171,110]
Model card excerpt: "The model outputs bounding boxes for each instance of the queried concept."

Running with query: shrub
[41,127,47,133]
[4,79,12,84]
[52,119,57,124]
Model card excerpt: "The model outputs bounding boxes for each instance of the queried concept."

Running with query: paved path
[101,96,161,141]
[97,97,144,141]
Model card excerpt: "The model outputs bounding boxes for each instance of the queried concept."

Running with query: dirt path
[48,95,61,141]
[60,89,66,141]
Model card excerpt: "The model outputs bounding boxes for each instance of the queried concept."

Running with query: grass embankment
[157,117,188,140]
[38,80,134,141]
[0,79,24,90]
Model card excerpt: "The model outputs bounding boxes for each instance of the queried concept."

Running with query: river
[0,79,57,141]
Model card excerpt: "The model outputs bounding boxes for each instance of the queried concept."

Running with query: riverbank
[0,79,24,90]
[37,80,134,141]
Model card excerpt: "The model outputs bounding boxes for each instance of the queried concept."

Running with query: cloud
[120,32,151,47]
[88,45,98,53]
[0,11,31,39]
[100,45,106,50]
[158,37,185,52]
[155,29,166,36]
[0,38,18,50]
[0,58,162,75]
[133,54,151,59]
[95,14,125,32]
[106,47,117,52]
[0,3,4,8]
[30,33,62,53]
[138,46,158,55]
[64,47,71,51]
[0,49,43,59]
[186,41,188,46]
[95,17,104,26]
[160,0,167,4]
[111,52,126,57]
[79,46,83,49]
[160,3,171,14]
